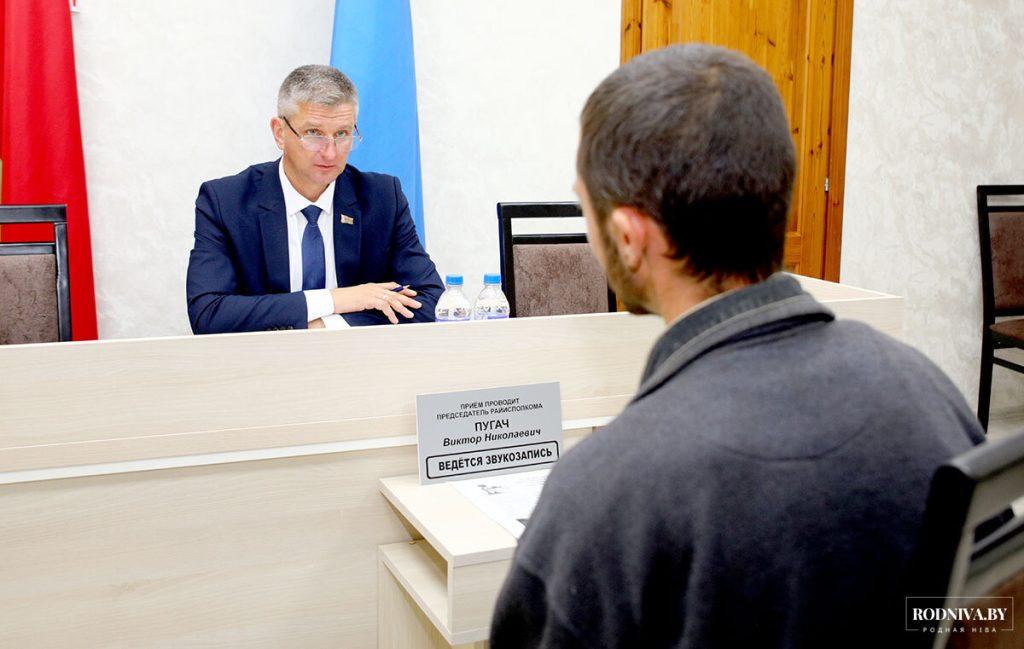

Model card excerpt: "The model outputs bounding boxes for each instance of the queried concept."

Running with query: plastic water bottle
[435,274,472,322]
[472,273,510,320]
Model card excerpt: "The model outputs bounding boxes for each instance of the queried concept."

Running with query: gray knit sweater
[490,274,983,649]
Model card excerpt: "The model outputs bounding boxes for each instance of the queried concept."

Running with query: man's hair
[578,44,796,284]
[277,64,358,118]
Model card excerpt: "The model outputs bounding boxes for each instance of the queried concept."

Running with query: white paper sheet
[451,468,551,539]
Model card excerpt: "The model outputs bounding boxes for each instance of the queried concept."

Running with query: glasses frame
[281,115,362,152]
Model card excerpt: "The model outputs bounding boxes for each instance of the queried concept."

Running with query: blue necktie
[301,205,326,290]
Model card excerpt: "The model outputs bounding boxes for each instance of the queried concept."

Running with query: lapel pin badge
[340,214,355,225]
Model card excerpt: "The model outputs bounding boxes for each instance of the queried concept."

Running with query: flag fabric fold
[1,0,98,340]
[330,0,426,243]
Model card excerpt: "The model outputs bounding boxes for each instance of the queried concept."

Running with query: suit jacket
[186,160,443,334]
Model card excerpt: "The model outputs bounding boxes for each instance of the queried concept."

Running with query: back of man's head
[578,44,796,284]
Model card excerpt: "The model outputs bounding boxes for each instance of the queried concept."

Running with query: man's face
[274,101,356,191]
[574,177,649,315]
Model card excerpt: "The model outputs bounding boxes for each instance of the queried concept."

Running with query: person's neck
[651,267,751,325]
[282,158,328,203]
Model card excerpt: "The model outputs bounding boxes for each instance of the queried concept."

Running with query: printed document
[451,468,550,538]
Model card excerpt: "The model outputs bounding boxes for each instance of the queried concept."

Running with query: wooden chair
[977,186,1024,430]
[497,202,616,317]
[907,432,1024,649]
[0,205,72,343]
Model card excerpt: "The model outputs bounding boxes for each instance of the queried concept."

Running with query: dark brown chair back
[497,202,616,318]
[978,187,1024,317]
[0,205,71,343]
[510,241,610,317]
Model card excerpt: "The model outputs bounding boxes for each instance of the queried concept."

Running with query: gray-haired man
[186,64,443,334]
[489,44,983,648]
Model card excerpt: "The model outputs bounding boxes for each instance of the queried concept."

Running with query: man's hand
[331,283,422,324]
[308,318,326,329]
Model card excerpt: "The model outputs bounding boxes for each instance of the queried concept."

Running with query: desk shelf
[380,541,450,638]
[378,475,518,647]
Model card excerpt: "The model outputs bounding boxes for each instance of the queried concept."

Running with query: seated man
[489,45,984,648]
[186,64,443,334]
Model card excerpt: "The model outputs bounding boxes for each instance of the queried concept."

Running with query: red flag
[1,0,98,340]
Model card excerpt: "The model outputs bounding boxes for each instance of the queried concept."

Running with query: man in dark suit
[186,64,443,334]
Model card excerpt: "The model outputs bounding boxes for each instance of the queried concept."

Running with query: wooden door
[621,0,853,280]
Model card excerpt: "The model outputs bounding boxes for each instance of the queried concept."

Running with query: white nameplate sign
[416,382,563,484]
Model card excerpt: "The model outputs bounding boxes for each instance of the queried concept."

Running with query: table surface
[380,474,518,567]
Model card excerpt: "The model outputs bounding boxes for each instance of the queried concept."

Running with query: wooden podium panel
[378,473,523,647]
[0,277,902,647]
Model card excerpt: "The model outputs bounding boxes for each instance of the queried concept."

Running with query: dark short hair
[577,44,796,283]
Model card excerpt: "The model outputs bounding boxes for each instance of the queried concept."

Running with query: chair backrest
[0,205,71,343]
[909,432,1024,648]
[978,186,1024,320]
[497,202,616,318]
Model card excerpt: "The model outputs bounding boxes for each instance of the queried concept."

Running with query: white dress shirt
[278,160,347,329]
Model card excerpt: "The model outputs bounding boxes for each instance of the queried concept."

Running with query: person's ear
[271,117,286,151]
[609,206,648,272]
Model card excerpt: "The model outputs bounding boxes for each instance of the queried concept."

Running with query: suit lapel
[333,167,362,287]
[255,163,290,293]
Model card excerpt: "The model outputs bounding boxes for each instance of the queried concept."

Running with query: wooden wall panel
[0,447,416,648]
[620,0,854,279]
[0,315,660,463]
[641,0,672,52]
[0,281,900,648]
[824,0,855,281]
[793,0,837,278]
[621,0,643,63]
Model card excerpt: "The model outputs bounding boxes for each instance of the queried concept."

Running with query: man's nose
[318,138,339,161]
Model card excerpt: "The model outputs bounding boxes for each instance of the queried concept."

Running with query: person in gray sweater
[489,44,983,649]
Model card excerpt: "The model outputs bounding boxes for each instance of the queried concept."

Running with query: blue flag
[331,0,426,243]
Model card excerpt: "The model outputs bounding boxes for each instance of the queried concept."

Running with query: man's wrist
[331,287,342,314]
[331,286,354,314]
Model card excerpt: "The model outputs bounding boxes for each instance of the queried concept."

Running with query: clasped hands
[309,282,422,328]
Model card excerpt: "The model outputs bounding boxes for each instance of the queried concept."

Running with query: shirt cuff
[322,314,349,329]
[304,289,335,323]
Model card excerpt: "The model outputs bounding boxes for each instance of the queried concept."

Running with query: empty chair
[0,205,71,343]
[497,202,616,317]
[977,185,1024,430]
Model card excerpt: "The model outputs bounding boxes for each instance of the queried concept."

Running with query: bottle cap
[483,273,501,285]
[445,274,463,286]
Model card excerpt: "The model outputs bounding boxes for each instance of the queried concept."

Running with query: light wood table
[0,276,902,647]
[379,474,521,648]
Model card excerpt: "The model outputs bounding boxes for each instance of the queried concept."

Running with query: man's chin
[607,276,649,315]
[613,287,650,315]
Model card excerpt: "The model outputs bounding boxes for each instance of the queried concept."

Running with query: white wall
[841,1,1024,413]
[71,1,621,339]
[413,2,620,301]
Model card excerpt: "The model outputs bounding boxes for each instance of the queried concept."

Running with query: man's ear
[609,206,648,271]
[271,117,285,151]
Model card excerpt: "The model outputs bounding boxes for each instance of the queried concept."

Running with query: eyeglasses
[281,115,362,152]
